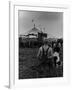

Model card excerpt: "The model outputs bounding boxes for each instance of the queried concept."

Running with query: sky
[18,10,63,38]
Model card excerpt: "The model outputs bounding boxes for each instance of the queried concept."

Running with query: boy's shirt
[37,45,53,60]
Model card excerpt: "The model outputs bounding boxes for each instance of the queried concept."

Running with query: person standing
[37,40,53,75]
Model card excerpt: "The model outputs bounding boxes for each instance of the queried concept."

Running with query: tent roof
[28,24,41,34]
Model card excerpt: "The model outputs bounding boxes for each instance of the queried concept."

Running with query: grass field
[19,48,63,79]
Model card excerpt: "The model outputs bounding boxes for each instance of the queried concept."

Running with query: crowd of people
[37,39,63,71]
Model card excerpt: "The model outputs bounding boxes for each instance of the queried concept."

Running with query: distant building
[19,24,48,48]
[27,24,47,39]
[27,24,41,38]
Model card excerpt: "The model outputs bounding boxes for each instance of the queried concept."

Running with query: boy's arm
[37,48,40,58]
[37,47,42,59]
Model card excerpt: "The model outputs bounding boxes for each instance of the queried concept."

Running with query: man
[37,40,53,73]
